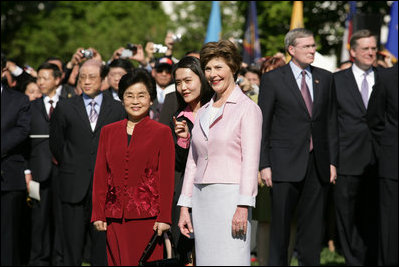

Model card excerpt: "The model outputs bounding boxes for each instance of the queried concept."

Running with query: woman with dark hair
[91,68,175,265]
[177,40,262,265]
[169,56,213,265]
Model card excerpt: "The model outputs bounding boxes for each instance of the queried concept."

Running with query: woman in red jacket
[91,69,175,266]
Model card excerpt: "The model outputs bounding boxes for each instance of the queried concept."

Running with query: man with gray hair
[49,59,125,266]
[258,28,338,265]
[333,29,379,265]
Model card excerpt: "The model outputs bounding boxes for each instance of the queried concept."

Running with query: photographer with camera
[65,47,103,91]
[108,44,149,69]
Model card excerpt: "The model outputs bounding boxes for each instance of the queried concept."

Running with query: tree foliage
[1,1,392,69]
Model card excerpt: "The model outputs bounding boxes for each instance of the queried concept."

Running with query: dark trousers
[378,178,398,266]
[29,179,53,266]
[334,165,378,266]
[62,191,107,266]
[268,152,328,266]
[1,190,25,266]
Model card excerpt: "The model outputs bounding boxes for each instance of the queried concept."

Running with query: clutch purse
[138,230,181,266]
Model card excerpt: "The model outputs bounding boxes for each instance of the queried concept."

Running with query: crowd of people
[1,27,397,267]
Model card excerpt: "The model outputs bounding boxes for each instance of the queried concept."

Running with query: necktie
[89,100,98,124]
[301,70,313,151]
[48,100,54,119]
[361,72,369,108]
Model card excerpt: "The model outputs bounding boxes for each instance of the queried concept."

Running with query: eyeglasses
[79,75,100,81]
[155,68,171,74]
[295,44,317,50]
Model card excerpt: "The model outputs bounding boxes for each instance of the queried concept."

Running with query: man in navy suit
[50,59,125,266]
[258,28,338,265]
[26,62,63,265]
[333,29,379,265]
[1,52,32,266]
[367,64,398,266]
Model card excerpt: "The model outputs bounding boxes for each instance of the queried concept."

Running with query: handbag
[138,230,181,266]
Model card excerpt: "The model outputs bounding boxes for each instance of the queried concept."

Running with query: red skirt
[106,218,164,266]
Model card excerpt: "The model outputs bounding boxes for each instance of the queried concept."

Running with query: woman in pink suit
[91,69,175,266]
[177,40,263,266]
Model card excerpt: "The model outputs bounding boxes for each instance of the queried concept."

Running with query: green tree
[2,1,172,68]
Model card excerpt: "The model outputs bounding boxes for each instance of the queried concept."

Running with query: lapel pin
[315,80,320,84]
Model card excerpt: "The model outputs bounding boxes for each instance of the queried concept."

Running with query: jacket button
[205,155,208,160]
[205,137,208,141]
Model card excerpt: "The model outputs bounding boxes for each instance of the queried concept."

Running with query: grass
[251,247,345,266]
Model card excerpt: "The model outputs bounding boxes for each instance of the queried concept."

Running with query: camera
[80,49,93,59]
[120,43,138,59]
[172,33,182,43]
[153,44,168,54]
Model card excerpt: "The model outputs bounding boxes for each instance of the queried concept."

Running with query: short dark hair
[118,68,156,101]
[107,59,134,74]
[45,57,65,72]
[172,56,214,112]
[350,29,377,51]
[37,62,62,79]
[200,40,242,80]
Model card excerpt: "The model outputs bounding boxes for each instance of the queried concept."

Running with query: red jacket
[91,117,175,224]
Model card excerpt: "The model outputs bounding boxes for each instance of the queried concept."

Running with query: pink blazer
[179,86,262,207]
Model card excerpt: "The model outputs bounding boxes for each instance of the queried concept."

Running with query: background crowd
[1,20,398,267]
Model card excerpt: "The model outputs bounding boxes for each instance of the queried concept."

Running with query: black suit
[159,91,178,126]
[59,83,76,99]
[49,93,125,266]
[28,97,64,265]
[258,63,338,265]
[367,64,398,266]
[1,86,31,266]
[333,66,379,265]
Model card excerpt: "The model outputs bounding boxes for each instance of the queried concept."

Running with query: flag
[204,1,222,43]
[290,1,304,30]
[243,1,261,66]
[286,1,304,62]
[385,1,398,61]
[340,1,357,63]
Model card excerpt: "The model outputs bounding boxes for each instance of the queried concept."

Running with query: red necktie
[301,70,313,151]
[49,100,54,119]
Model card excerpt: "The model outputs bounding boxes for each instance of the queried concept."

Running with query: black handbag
[138,231,181,266]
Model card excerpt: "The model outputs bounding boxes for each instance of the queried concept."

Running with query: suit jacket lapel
[38,97,49,121]
[311,66,321,118]
[94,93,111,133]
[199,102,211,138]
[345,68,367,112]
[74,96,93,133]
[282,65,311,118]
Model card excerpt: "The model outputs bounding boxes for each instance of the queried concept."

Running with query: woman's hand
[232,206,248,238]
[178,207,193,238]
[93,220,107,231]
[173,116,189,139]
[153,222,170,236]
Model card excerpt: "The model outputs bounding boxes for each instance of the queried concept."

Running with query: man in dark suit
[333,29,379,265]
[1,52,32,266]
[50,59,125,266]
[258,28,338,266]
[46,57,78,99]
[367,64,398,266]
[150,57,177,123]
[26,62,63,265]
[103,59,133,101]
